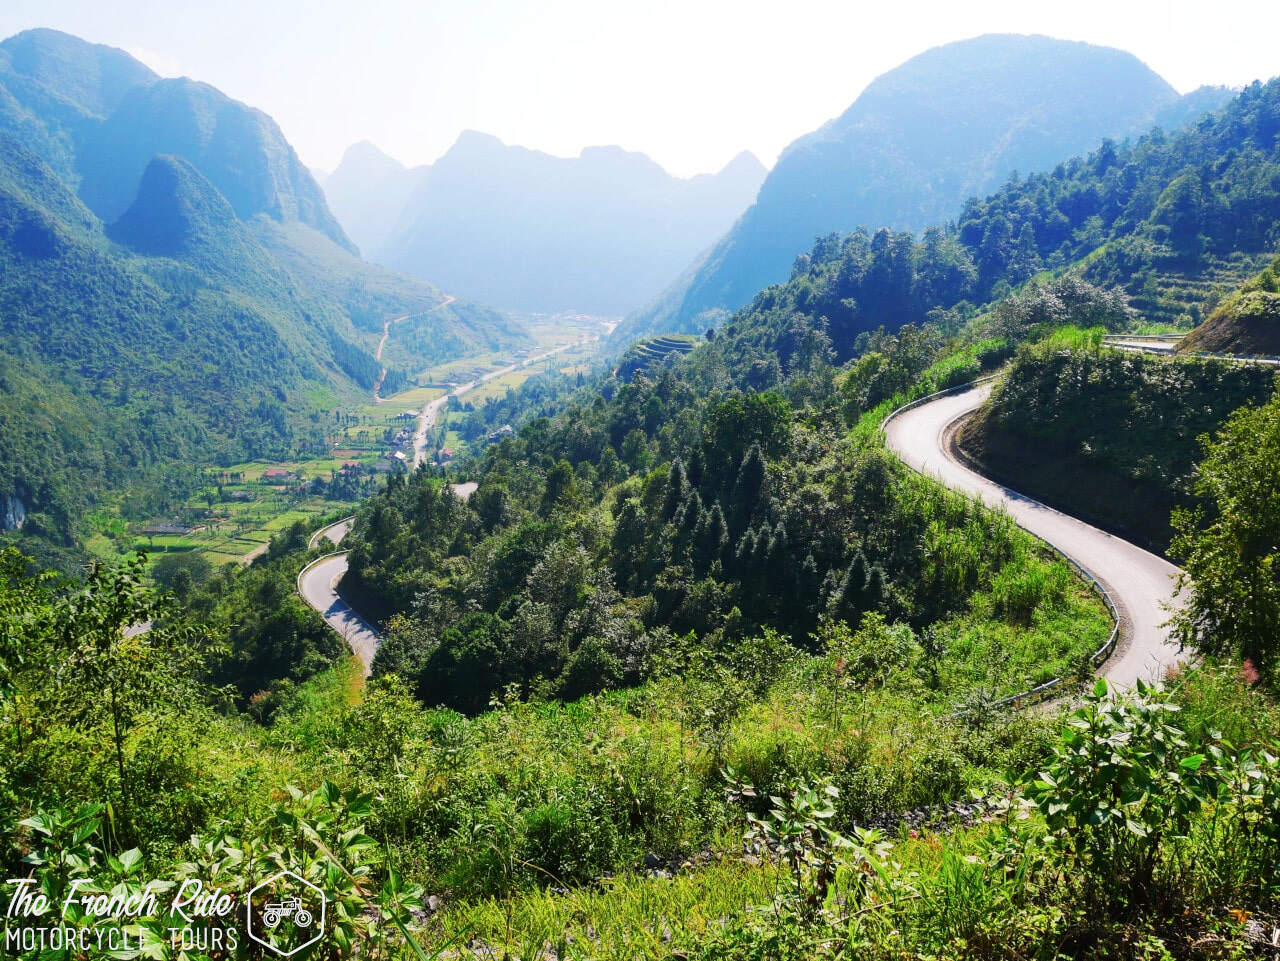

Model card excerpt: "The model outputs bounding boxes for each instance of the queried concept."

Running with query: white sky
[1,0,1277,178]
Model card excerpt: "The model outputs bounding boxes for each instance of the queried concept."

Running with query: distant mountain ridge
[320,140,429,259]
[328,133,766,316]
[613,33,1236,346]
[0,27,353,250]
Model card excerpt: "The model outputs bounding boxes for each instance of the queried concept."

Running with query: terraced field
[1125,252,1273,328]
[616,334,699,379]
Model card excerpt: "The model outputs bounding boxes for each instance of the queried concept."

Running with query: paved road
[411,335,595,468]
[308,516,354,550]
[297,549,381,677]
[883,381,1184,688]
[1103,336,1280,367]
[1107,338,1179,354]
[298,486,476,673]
[301,330,599,668]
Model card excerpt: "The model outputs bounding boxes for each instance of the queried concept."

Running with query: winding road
[883,380,1183,688]
[297,532,380,676]
[372,296,456,402]
[296,329,595,671]
[410,334,596,468]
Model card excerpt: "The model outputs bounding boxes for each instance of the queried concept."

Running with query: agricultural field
[88,320,611,569]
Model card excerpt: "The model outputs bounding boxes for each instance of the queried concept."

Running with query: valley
[5,16,1280,961]
[109,313,608,572]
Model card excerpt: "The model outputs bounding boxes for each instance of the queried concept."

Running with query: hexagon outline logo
[245,870,326,957]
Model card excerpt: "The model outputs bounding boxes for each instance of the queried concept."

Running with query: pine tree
[686,446,705,490]
[663,458,688,521]
[696,501,728,573]
[678,490,703,538]
[732,443,765,528]
[734,527,758,574]
[830,550,869,620]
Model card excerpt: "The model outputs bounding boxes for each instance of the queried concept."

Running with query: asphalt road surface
[297,548,380,677]
[412,336,596,467]
[298,486,476,674]
[883,380,1184,688]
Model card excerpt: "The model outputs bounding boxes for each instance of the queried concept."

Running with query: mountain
[0,27,157,184]
[320,141,429,258]
[641,75,1280,393]
[0,30,526,565]
[614,33,1234,346]
[367,132,766,315]
[0,29,352,251]
[78,76,354,250]
[107,154,262,269]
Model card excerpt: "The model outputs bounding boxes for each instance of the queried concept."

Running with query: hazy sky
[2,0,1277,178]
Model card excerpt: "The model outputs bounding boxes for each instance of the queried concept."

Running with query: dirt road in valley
[372,295,456,402]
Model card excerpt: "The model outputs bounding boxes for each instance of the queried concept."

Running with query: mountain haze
[360,132,766,315]
[614,33,1234,345]
[0,29,354,251]
[320,140,429,259]
[0,30,525,564]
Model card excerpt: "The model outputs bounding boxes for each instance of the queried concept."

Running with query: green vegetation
[1171,390,1280,671]
[5,540,1280,957]
[0,35,527,567]
[958,339,1276,551]
[8,28,1280,961]
[1182,251,1280,354]
[615,32,1221,345]
[615,334,699,380]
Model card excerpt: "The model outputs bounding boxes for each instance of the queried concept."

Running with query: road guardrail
[881,375,1120,712]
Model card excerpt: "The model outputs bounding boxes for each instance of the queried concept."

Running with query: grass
[427,857,780,959]
[851,337,1008,443]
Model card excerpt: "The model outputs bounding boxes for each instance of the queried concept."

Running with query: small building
[263,468,294,481]
[487,424,515,443]
[143,523,193,536]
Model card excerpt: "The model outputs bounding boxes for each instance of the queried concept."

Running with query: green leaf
[118,848,143,873]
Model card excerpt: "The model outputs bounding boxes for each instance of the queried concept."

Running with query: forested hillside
[615,34,1232,344]
[958,341,1276,551]
[0,30,526,565]
[327,74,1280,717]
[7,20,1280,961]
[626,75,1280,382]
[1181,251,1280,353]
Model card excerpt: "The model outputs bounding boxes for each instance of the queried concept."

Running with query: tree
[1171,392,1280,672]
[52,554,200,843]
[663,458,689,521]
[695,502,729,573]
[0,547,58,702]
[731,444,766,528]
[540,460,577,516]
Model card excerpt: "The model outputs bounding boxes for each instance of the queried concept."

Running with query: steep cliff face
[2,494,25,531]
